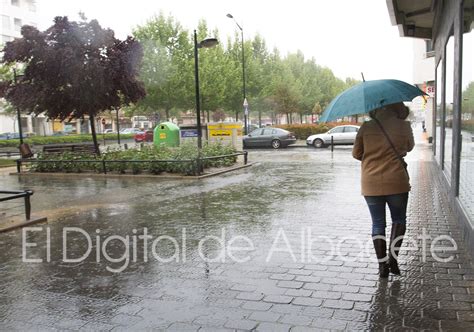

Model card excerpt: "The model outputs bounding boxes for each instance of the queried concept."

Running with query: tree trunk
[89,115,100,156]
[165,108,170,122]
[235,110,239,121]
[206,110,210,123]
[300,113,303,124]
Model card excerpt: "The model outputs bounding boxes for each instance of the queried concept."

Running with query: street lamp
[13,68,24,145]
[226,13,249,134]
[194,30,218,149]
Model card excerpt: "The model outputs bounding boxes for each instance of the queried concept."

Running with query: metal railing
[0,190,34,220]
[16,151,248,176]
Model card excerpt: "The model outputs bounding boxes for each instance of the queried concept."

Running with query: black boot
[389,224,406,275]
[373,238,389,278]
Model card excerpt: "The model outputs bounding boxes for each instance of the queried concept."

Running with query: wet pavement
[0,126,473,331]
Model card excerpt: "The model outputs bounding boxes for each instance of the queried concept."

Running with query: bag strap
[373,117,409,176]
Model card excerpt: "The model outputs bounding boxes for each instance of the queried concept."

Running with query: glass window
[459,15,474,224]
[249,129,262,136]
[2,15,10,30]
[444,34,455,182]
[262,129,273,135]
[435,59,443,164]
[329,126,344,134]
[1,35,13,43]
[28,0,36,12]
[344,126,358,133]
[14,18,22,32]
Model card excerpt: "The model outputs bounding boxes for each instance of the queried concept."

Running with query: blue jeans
[364,193,409,236]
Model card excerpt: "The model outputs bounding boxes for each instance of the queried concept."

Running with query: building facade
[388,0,474,253]
[0,0,53,136]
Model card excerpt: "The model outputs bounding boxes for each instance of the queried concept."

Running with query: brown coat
[352,111,414,196]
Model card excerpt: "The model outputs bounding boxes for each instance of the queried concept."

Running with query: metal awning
[386,0,435,39]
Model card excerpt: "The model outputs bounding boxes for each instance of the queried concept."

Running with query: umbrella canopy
[319,79,427,122]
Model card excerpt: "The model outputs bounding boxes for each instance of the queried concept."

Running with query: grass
[0,159,16,168]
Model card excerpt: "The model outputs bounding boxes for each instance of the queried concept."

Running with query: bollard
[102,159,107,174]
[24,191,32,220]
[16,159,21,173]
[124,143,128,150]
[331,136,334,152]
[244,151,248,165]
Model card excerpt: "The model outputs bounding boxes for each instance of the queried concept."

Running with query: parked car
[0,132,27,140]
[103,129,116,134]
[134,130,154,143]
[243,127,296,149]
[120,128,142,134]
[306,125,360,148]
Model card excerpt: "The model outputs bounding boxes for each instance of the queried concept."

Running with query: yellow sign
[159,133,167,139]
[208,123,241,137]
[210,129,232,137]
[53,120,64,132]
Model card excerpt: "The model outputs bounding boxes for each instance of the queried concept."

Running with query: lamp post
[13,68,24,145]
[226,13,248,134]
[193,30,218,149]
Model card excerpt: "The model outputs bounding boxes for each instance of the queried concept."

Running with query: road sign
[101,118,106,125]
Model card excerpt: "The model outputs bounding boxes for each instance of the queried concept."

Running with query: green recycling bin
[153,122,180,147]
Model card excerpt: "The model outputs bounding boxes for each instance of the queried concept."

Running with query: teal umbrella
[319,79,427,122]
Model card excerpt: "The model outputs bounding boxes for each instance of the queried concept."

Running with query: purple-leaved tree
[0,16,146,154]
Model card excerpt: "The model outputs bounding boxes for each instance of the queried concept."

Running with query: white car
[120,128,142,134]
[306,125,360,148]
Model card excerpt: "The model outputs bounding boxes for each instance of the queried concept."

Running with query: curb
[0,216,48,233]
[10,163,253,180]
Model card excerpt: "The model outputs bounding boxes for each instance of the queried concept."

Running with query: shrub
[0,134,134,147]
[29,142,238,175]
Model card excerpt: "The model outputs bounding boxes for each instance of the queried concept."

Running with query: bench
[42,143,98,155]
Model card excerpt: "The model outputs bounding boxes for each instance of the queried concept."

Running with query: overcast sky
[37,0,416,83]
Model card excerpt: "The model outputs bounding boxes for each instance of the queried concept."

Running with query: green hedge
[29,142,238,176]
[275,122,358,140]
[0,134,134,147]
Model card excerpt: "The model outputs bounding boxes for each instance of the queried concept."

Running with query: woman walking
[352,102,414,278]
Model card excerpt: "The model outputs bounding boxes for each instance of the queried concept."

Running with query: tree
[133,13,193,121]
[1,16,145,154]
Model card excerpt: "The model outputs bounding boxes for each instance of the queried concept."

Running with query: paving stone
[80,321,116,331]
[322,300,354,310]
[303,283,332,291]
[167,322,200,331]
[241,301,273,311]
[236,292,264,301]
[231,284,257,292]
[311,318,347,330]
[342,293,372,302]
[249,311,281,323]
[294,276,321,283]
[285,288,313,297]
[302,307,334,319]
[311,291,342,300]
[332,309,367,322]
[292,297,323,307]
[279,314,313,326]
[256,322,292,332]
[224,319,258,330]
[263,295,294,304]
[277,281,304,289]
[271,274,296,281]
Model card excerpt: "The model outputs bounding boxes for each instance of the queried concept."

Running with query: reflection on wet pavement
[0,142,473,331]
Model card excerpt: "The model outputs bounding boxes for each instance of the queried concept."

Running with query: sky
[36,0,415,83]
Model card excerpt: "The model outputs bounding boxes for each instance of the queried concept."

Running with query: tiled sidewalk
[0,144,473,331]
